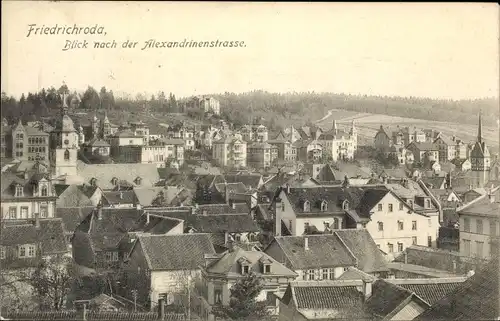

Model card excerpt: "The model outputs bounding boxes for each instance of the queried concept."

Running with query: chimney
[362,280,373,301]
[191,206,196,215]
[452,260,457,273]
[231,201,236,210]
[24,170,29,180]
[81,303,88,321]
[225,183,230,205]
[119,191,123,200]
[304,237,309,251]
[146,212,150,225]
[404,251,408,264]
[286,184,290,194]
[97,203,103,220]
[488,191,496,203]
[34,212,40,229]
[158,298,165,321]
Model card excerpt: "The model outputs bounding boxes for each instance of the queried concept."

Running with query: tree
[30,255,74,311]
[212,272,270,320]
[81,86,101,110]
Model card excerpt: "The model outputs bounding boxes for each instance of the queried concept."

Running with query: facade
[8,120,50,162]
[317,120,357,162]
[212,136,247,168]
[199,245,297,320]
[246,142,278,169]
[1,165,57,220]
[434,136,456,162]
[268,138,297,163]
[128,121,150,145]
[82,138,111,159]
[374,125,392,152]
[457,190,499,260]
[295,140,323,163]
[392,126,426,147]
[406,142,439,164]
[199,96,221,115]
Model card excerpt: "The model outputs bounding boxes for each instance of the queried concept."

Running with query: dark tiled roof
[1,171,54,199]
[195,203,251,215]
[136,234,215,270]
[394,279,466,305]
[224,174,263,189]
[56,206,95,234]
[365,279,413,318]
[295,284,362,309]
[102,190,137,206]
[56,184,94,207]
[214,182,248,195]
[415,259,499,321]
[0,218,67,254]
[184,214,260,233]
[284,186,389,219]
[334,229,389,273]
[458,193,500,218]
[421,177,446,189]
[268,234,356,269]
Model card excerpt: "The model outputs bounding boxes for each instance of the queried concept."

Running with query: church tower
[101,111,111,138]
[51,93,79,179]
[350,119,358,152]
[470,112,491,188]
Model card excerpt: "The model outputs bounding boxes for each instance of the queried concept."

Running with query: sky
[2,2,499,100]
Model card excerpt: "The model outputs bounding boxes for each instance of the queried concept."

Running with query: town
[0,87,499,321]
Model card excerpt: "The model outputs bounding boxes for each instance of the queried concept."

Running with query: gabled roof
[102,190,137,206]
[470,141,490,158]
[388,277,467,306]
[56,184,94,207]
[458,191,500,218]
[134,187,170,207]
[214,182,248,195]
[135,234,215,271]
[334,229,389,273]
[266,234,357,269]
[0,218,68,255]
[365,279,416,318]
[56,206,95,234]
[421,177,447,190]
[224,174,263,189]
[415,258,500,321]
[77,161,160,190]
[182,214,260,233]
[1,171,54,199]
[205,246,297,277]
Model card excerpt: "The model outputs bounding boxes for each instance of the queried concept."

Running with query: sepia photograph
[1,2,499,321]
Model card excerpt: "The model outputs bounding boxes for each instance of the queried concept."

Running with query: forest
[1,86,498,131]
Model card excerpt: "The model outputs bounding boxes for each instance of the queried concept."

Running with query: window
[333,218,340,230]
[19,246,26,258]
[388,204,393,212]
[377,204,383,211]
[322,201,328,211]
[308,269,315,280]
[21,207,28,219]
[28,245,36,257]
[112,252,119,261]
[0,246,5,259]
[304,222,309,231]
[426,199,431,208]
[329,268,335,280]
[477,219,484,234]
[342,200,349,210]
[398,243,403,252]
[412,221,417,230]
[398,221,404,231]
[41,186,48,197]
[288,220,293,233]
[64,149,70,160]
[40,206,47,218]
[388,243,394,253]
[303,270,309,281]
[464,218,471,232]
[378,222,384,231]
[490,221,497,236]
[106,252,113,261]
[19,245,36,258]
[266,291,276,307]
[428,236,432,247]
[476,241,484,258]
[303,201,310,212]
[412,236,418,245]
[9,207,17,219]
[15,186,23,197]
[463,239,471,256]
[322,268,328,280]
[242,265,249,275]
[264,264,271,273]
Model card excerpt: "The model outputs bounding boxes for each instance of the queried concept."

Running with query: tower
[470,112,491,188]
[52,92,78,179]
[350,119,358,151]
[101,111,111,137]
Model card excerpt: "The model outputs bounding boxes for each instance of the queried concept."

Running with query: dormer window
[90,178,97,187]
[321,201,328,212]
[15,185,24,197]
[342,200,349,210]
[238,257,251,275]
[303,200,310,212]
[134,177,142,185]
[407,199,413,208]
[111,177,118,186]
[260,257,272,274]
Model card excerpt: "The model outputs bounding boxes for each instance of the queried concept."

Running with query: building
[264,231,389,281]
[199,96,221,115]
[82,138,111,159]
[1,163,57,220]
[274,182,441,255]
[406,142,439,165]
[247,142,278,169]
[294,140,323,163]
[199,244,297,320]
[128,121,150,145]
[374,125,392,152]
[316,120,357,162]
[433,135,456,162]
[8,121,50,162]
[212,135,247,168]
[267,137,297,163]
[457,188,499,260]
[123,233,216,307]
[392,126,426,146]
[470,113,491,188]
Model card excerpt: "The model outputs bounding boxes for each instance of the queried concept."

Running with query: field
[316,109,500,154]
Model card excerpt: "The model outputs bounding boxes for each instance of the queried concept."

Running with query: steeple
[477,111,483,144]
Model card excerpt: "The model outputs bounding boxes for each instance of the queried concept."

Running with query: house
[82,138,111,159]
[76,161,161,190]
[8,120,50,162]
[72,207,184,270]
[434,135,456,162]
[134,186,189,208]
[246,142,278,169]
[294,140,323,164]
[212,135,247,168]
[102,190,138,208]
[198,96,221,115]
[56,206,95,244]
[406,142,439,164]
[452,158,472,171]
[267,137,297,163]
[415,256,500,321]
[123,233,216,307]
[264,231,389,281]
[55,184,102,208]
[0,217,68,270]
[457,188,499,260]
[1,164,57,220]
[392,126,426,146]
[113,138,185,167]
[277,280,372,321]
[421,176,447,190]
[199,244,297,320]
[316,120,357,162]
[365,277,467,320]
[374,125,392,151]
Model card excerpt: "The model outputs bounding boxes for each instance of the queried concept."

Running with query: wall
[460,212,499,259]
[1,199,56,219]
[150,269,199,304]
[365,192,440,255]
